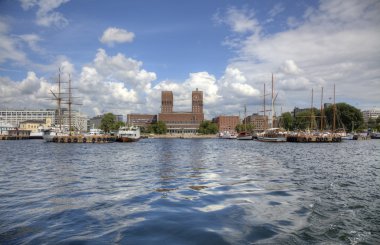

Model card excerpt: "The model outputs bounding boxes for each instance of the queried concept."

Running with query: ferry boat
[117,126,141,142]
[257,128,287,142]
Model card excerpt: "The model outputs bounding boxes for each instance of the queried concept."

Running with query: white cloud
[20,0,70,27]
[18,34,43,53]
[280,60,302,75]
[226,0,380,111]
[100,27,135,45]
[0,20,28,64]
[214,7,261,34]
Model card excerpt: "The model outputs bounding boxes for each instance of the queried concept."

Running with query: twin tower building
[158,89,204,134]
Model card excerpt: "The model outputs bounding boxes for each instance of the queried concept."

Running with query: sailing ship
[237,105,252,140]
[257,74,287,142]
[43,68,69,142]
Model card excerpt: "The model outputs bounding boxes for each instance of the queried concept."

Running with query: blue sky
[0,0,379,118]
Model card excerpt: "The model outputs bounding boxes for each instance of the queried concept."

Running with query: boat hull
[257,136,287,142]
[117,137,139,142]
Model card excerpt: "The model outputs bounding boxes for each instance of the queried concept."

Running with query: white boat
[341,133,354,140]
[257,128,287,142]
[43,126,69,142]
[219,131,237,139]
[29,126,48,139]
[371,132,380,139]
[84,128,105,136]
[117,126,141,142]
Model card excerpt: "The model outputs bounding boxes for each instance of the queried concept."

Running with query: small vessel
[29,126,47,139]
[237,131,252,140]
[43,126,69,142]
[85,128,105,136]
[117,126,141,142]
[257,128,287,142]
[370,132,380,139]
[219,131,237,139]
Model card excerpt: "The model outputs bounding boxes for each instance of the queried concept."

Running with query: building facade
[213,115,240,133]
[158,89,204,134]
[362,108,380,123]
[19,118,52,132]
[127,114,157,129]
[0,109,55,127]
[243,114,269,131]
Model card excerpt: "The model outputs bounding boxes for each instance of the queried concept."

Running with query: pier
[52,135,116,143]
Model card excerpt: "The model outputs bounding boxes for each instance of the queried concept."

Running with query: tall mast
[244,104,247,131]
[271,73,274,128]
[320,87,324,131]
[310,88,314,129]
[333,84,336,132]
[68,74,72,135]
[263,83,266,129]
[58,68,62,131]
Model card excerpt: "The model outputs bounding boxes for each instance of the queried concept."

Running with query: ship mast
[68,74,72,135]
[333,84,336,132]
[320,87,324,131]
[271,73,274,128]
[310,88,314,129]
[263,83,266,129]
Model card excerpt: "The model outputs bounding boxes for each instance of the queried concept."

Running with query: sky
[0,0,379,119]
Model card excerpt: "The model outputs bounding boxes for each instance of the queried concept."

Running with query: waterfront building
[0,120,15,135]
[362,108,380,123]
[0,109,56,127]
[19,118,52,132]
[60,109,88,132]
[243,114,269,131]
[127,114,157,129]
[213,115,240,133]
[158,89,204,134]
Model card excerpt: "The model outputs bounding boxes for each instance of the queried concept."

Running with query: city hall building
[158,89,204,134]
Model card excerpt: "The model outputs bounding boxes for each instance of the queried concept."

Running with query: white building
[61,110,88,132]
[0,109,55,127]
[362,108,380,123]
[0,120,15,135]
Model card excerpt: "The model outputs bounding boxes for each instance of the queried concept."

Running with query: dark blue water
[0,139,379,244]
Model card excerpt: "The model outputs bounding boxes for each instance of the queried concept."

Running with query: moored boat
[237,131,252,140]
[257,128,287,142]
[219,131,237,139]
[117,126,141,142]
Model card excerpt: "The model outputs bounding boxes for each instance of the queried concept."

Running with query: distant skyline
[0,0,379,118]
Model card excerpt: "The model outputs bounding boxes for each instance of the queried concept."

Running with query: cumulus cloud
[20,0,70,27]
[100,27,135,45]
[226,0,380,111]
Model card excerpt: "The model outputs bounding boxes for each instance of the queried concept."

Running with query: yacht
[43,126,69,142]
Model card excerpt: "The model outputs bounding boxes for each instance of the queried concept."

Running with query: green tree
[148,121,167,134]
[280,112,294,130]
[235,123,254,133]
[113,121,125,130]
[324,103,363,131]
[100,113,116,133]
[198,120,218,134]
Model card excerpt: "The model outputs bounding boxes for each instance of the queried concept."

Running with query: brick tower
[192,88,203,114]
[161,91,173,113]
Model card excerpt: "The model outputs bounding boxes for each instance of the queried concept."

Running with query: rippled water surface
[0,139,379,244]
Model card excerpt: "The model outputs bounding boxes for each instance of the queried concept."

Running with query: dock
[52,135,117,143]
[286,134,342,143]
[0,135,30,140]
